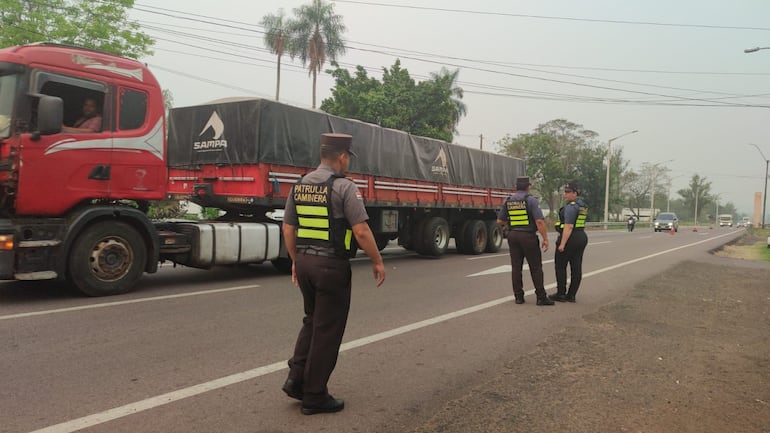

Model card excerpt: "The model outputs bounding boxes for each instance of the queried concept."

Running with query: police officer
[281,133,386,415]
[549,182,588,303]
[496,176,554,306]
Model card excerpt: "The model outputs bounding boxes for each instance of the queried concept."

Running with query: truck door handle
[88,165,111,180]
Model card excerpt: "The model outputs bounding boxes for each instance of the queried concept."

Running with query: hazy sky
[131,0,770,215]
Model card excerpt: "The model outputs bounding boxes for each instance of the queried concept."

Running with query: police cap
[515,176,532,190]
[563,182,579,194]
[320,133,357,157]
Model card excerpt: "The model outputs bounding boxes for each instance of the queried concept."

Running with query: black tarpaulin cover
[167,97,525,189]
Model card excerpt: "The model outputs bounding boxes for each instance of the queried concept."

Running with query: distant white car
[736,217,751,228]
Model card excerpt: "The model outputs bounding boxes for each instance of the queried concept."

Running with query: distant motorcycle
[627,217,636,232]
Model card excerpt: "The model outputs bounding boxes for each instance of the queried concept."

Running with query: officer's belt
[297,247,342,258]
[510,228,536,233]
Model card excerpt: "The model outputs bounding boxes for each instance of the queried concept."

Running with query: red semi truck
[0,43,525,296]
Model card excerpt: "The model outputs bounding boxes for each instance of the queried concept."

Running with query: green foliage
[147,200,185,219]
[287,0,346,108]
[320,60,464,142]
[677,174,712,221]
[0,0,154,59]
[497,119,603,218]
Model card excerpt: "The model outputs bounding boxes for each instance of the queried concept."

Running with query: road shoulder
[413,258,770,433]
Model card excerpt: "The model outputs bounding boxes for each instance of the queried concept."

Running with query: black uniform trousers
[288,253,352,406]
[554,230,588,297]
[507,230,547,299]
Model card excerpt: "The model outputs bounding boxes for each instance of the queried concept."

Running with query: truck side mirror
[37,95,63,135]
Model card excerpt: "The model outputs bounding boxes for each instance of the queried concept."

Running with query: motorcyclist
[627,215,636,232]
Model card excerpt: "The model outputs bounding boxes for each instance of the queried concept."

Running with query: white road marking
[466,259,555,277]
[30,230,738,433]
[467,253,509,260]
[589,241,612,246]
[0,285,260,321]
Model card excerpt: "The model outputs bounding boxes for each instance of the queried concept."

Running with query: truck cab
[0,43,167,216]
[717,214,733,227]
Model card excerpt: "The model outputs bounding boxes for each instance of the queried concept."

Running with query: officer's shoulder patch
[355,190,363,200]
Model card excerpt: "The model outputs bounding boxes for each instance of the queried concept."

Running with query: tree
[321,60,462,142]
[0,0,154,59]
[260,9,293,101]
[623,162,671,220]
[678,174,712,221]
[289,0,346,109]
[428,67,467,135]
[321,62,383,122]
[497,119,603,218]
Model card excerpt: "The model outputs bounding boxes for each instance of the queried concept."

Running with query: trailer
[0,43,524,296]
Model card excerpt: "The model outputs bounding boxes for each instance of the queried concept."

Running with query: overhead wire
[125,4,770,108]
[19,0,768,108]
[332,0,770,31]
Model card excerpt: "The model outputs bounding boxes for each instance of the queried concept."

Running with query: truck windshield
[0,72,19,138]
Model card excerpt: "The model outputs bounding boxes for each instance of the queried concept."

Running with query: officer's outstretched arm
[352,222,386,287]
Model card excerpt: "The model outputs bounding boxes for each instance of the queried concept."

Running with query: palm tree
[260,9,292,101]
[288,0,346,108]
[429,67,467,134]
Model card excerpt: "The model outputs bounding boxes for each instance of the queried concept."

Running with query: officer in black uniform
[549,182,589,303]
[496,176,555,306]
[281,133,386,415]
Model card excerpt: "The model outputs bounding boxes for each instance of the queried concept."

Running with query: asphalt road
[0,225,745,433]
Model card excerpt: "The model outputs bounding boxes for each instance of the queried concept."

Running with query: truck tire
[485,220,503,253]
[454,220,471,254]
[462,219,488,255]
[418,217,450,257]
[68,221,147,296]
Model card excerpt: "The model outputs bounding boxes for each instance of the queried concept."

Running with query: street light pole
[748,144,768,228]
[603,130,638,227]
[666,175,684,213]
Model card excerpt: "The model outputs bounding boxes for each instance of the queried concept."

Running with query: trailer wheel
[454,220,471,254]
[462,220,487,255]
[485,220,503,253]
[418,217,450,257]
[68,221,147,296]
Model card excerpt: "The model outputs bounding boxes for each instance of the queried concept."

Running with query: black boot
[515,297,525,304]
[566,289,577,302]
[536,296,555,306]
[548,293,568,302]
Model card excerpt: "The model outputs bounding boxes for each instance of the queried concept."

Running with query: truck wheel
[271,257,292,274]
[485,220,503,253]
[462,220,487,255]
[68,221,147,296]
[418,217,450,257]
[454,220,471,254]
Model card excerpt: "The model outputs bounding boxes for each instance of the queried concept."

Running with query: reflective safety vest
[293,174,356,258]
[506,194,532,229]
[556,201,588,232]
